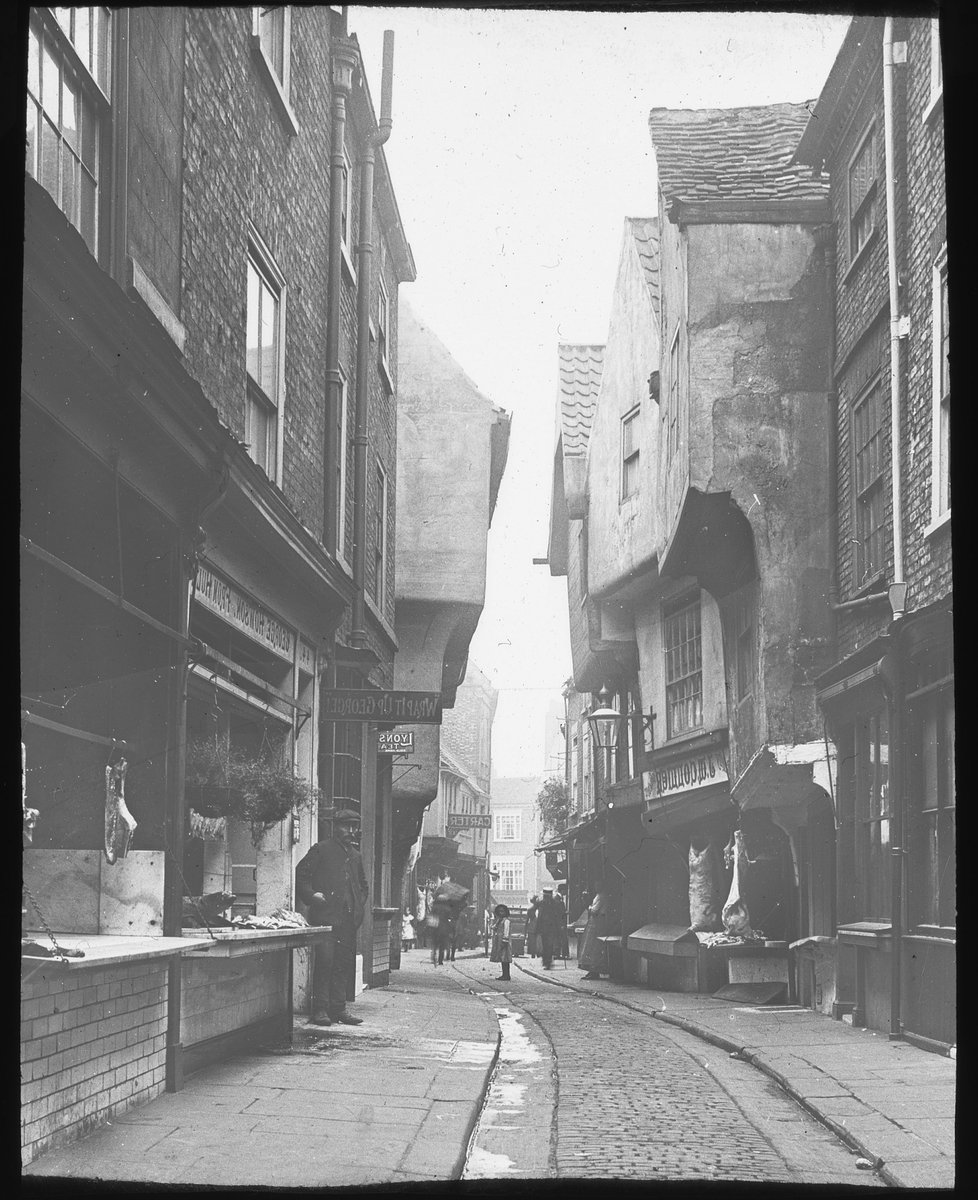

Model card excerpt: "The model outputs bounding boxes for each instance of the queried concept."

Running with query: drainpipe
[818,223,839,635]
[324,34,359,555]
[350,29,394,650]
[883,16,906,1042]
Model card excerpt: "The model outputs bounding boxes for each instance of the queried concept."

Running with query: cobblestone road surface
[454,959,881,1185]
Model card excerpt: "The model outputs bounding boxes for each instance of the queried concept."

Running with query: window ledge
[922,88,943,127]
[250,37,300,137]
[852,570,887,601]
[841,228,878,286]
[128,257,186,354]
[924,509,951,539]
[341,242,357,286]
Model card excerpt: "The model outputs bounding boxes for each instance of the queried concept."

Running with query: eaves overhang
[659,487,757,600]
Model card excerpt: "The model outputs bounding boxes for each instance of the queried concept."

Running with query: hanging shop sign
[321,690,443,724]
[644,745,729,801]
[194,562,296,663]
[447,813,492,830]
[378,730,414,754]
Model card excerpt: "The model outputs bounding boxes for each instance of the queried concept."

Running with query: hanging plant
[239,758,320,846]
[184,738,246,818]
[184,739,318,845]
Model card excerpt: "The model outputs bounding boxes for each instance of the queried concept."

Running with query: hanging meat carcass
[104,743,137,864]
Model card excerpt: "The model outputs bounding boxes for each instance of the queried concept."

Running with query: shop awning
[535,811,604,854]
[626,924,699,957]
[731,741,835,815]
[641,785,734,835]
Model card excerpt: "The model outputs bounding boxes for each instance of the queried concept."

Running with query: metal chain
[22,881,71,964]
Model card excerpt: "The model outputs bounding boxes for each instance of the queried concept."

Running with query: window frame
[621,405,641,501]
[372,460,389,611]
[851,377,886,588]
[492,858,524,893]
[847,123,878,264]
[663,591,704,741]
[335,367,350,563]
[340,140,356,280]
[924,18,943,124]
[26,7,113,261]
[907,678,954,930]
[245,228,287,487]
[666,322,680,464]
[251,6,299,137]
[928,244,950,530]
[854,710,891,921]
[493,811,522,842]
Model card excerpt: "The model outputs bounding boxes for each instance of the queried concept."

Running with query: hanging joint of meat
[104,743,136,865]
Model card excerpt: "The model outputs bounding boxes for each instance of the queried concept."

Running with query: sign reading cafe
[644,746,729,800]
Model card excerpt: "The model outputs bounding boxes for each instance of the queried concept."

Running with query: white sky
[349,7,851,778]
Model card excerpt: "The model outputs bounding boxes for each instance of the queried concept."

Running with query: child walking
[489,903,512,982]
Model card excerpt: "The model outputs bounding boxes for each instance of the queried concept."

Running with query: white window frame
[26,7,112,259]
[251,6,298,136]
[492,858,524,893]
[245,228,287,487]
[928,245,950,532]
[847,123,878,264]
[336,367,349,562]
[924,18,943,125]
[493,811,522,842]
[373,460,389,610]
[663,592,704,740]
[621,405,641,501]
[377,271,392,383]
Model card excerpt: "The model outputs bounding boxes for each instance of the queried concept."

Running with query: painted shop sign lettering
[644,748,729,800]
[194,563,296,662]
[447,813,492,830]
[378,730,414,753]
[321,690,443,725]
[298,639,316,675]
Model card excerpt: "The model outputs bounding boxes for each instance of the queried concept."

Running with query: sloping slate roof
[558,343,604,456]
[628,217,660,321]
[649,102,828,206]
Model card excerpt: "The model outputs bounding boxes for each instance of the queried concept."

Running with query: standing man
[536,887,563,970]
[295,810,369,1026]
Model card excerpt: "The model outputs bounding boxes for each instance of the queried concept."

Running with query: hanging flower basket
[185,739,318,846]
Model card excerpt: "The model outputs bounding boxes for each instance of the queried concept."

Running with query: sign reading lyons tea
[321,690,443,724]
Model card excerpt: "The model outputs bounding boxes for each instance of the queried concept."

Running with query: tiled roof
[649,102,829,207]
[628,217,660,321]
[558,343,604,456]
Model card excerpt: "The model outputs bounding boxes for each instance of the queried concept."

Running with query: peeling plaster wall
[656,201,689,547]
[588,224,661,596]
[685,222,832,765]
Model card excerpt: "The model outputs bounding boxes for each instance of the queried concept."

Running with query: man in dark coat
[295,810,369,1026]
[536,887,564,970]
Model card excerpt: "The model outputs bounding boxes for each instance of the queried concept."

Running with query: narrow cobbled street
[450,955,880,1185]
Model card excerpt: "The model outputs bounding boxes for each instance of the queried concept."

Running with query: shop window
[848,124,877,262]
[246,233,286,484]
[494,811,521,842]
[931,246,950,523]
[26,7,112,258]
[621,405,640,500]
[664,593,703,739]
[372,462,389,610]
[852,381,886,586]
[492,858,524,892]
[853,710,891,921]
[909,681,954,928]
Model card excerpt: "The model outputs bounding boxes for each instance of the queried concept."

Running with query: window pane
[75,6,91,73]
[60,145,78,221]
[79,169,97,253]
[40,117,60,200]
[28,26,40,99]
[80,95,98,172]
[61,75,79,151]
[260,279,278,401]
[42,45,60,122]
[246,262,261,384]
[26,102,39,178]
[260,7,285,81]
[94,7,111,95]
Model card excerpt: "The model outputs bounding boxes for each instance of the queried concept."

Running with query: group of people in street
[525,888,569,969]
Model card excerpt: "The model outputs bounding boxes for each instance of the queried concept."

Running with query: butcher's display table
[177,926,330,1078]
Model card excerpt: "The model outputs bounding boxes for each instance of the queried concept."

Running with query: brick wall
[829,18,949,662]
[21,961,168,1165]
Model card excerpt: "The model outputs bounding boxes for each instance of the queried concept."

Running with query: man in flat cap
[296,810,369,1025]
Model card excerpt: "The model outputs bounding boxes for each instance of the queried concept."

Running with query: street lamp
[586,687,657,754]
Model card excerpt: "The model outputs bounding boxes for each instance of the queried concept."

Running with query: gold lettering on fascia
[195,563,296,661]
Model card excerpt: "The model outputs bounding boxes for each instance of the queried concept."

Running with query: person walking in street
[489,903,512,981]
[578,883,612,981]
[525,895,540,958]
[536,888,564,970]
[295,810,369,1026]
[554,887,570,959]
